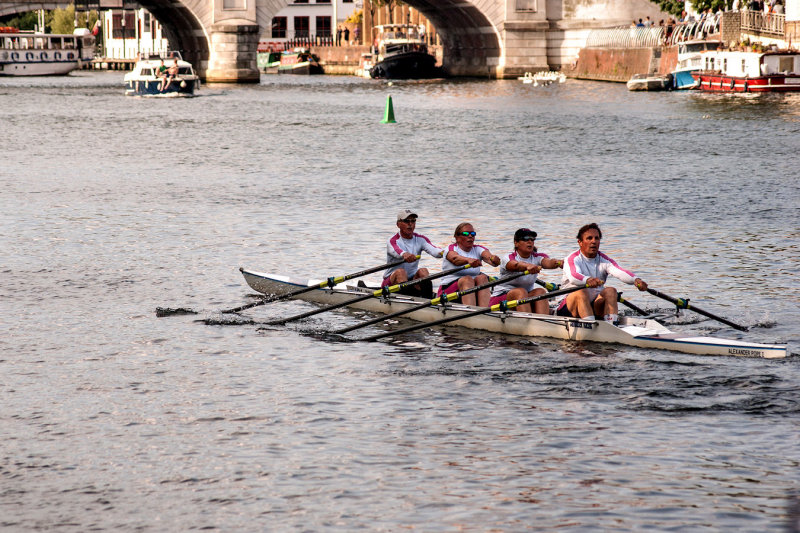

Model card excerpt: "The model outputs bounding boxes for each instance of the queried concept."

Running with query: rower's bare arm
[481,250,500,267]
[541,258,563,269]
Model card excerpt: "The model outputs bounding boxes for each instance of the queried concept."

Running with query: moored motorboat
[626,73,672,91]
[239,269,788,358]
[692,49,800,92]
[0,28,95,76]
[369,23,438,79]
[277,48,323,75]
[123,53,199,97]
[670,40,721,90]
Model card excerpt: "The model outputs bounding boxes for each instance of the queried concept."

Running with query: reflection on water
[1,70,799,531]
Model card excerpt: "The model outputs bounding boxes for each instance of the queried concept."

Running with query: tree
[368,0,404,24]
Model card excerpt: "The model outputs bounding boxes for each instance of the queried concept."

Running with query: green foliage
[345,9,363,25]
[50,5,75,34]
[2,11,38,30]
[690,0,732,13]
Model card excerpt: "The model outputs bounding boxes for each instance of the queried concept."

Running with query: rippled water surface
[2,71,799,531]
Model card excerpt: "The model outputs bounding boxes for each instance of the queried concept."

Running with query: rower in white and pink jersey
[383,209,443,298]
[437,222,500,307]
[556,222,648,324]
[489,228,564,314]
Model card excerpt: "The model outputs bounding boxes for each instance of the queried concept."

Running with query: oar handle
[646,288,748,331]
[535,279,561,291]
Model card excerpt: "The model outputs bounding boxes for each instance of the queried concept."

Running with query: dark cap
[514,228,537,241]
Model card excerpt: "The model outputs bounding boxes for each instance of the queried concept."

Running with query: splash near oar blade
[646,288,748,331]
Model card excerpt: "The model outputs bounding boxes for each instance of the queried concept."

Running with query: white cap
[397,209,418,221]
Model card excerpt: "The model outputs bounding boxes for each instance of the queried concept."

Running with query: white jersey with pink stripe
[560,250,637,300]
[438,243,487,287]
[384,232,444,279]
[491,251,549,297]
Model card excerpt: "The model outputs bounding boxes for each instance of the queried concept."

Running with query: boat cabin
[676,40,721,70]
[373,24,428,59]
[701,50,800,77]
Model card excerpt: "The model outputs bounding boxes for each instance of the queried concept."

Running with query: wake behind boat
[240,269,787,358]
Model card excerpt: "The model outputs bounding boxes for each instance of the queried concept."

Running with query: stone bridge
[0,0,666,81]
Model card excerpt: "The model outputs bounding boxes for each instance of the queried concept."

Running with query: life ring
[54,51,61,60]
[41,51,48,61]
[67,52,74,60]
[11,51,19,61]
[25,51,33,61]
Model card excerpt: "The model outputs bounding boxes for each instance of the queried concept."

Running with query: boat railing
[740,10,784,37]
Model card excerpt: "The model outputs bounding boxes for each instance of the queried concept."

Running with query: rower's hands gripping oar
[645,287,748,331]
[360,284,585,342]
[332,270,531,335]
[155,258,412,317]
[266,261,457,326]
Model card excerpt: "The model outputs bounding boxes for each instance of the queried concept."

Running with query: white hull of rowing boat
[240,269,788,359]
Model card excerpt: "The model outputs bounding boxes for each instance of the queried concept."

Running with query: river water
[2,70,799,531]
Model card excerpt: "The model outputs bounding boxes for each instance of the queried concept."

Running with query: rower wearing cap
[383,209,444,298]
[556,222,648,324]
[489,228,563,314]
[437,222,501,307]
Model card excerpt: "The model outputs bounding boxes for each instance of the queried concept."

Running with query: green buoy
[381,95,396,124]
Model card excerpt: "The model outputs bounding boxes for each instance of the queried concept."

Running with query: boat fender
[730,79,735,90]
[25,51,33,61]
[743,80,748,92]
[54,51,61,60]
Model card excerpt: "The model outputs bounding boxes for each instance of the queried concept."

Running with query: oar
[617,293,649,316]
[265,264,468,326]
[645,288,748,331]
[220,258,417,314]
[155,258,415,317]
[332,270,531,335]
[360,285,585,342]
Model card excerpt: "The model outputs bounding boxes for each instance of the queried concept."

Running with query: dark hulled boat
[369,24,438,79]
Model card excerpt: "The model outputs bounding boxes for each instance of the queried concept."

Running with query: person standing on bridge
[555,223,648,324]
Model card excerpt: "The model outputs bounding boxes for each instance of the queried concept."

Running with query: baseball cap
[397,209,418,221]
[514,228,537,241]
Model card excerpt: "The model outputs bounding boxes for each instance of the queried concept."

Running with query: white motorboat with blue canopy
[239,269,788,359]
[123,52,199,97]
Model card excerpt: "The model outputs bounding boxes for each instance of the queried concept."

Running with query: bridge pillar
[205,23,260,83]
[499,21,550,78]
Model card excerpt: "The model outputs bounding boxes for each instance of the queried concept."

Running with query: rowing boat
[240,269,788,358]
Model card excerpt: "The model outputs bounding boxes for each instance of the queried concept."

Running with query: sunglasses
[519,236,536,242]
[459,231,477,237]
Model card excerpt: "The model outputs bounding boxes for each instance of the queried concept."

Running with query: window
[516,0,536,12]
[272,17,287,38]
[294,16,309,38]
[316,16,331,37]
[317,0,331,3]
[293,0,309,3]
[223,0,245,8]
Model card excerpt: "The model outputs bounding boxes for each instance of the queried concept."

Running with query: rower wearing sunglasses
[489,228,564,314]
[437,222,501,307]
[382,209,444,298]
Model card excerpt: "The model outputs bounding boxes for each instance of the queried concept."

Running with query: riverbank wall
[565,46,678,83]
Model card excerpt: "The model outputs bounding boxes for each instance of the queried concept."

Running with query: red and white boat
[692,49,800,92]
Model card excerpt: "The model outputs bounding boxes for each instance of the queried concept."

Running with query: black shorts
[555,293,598,318]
